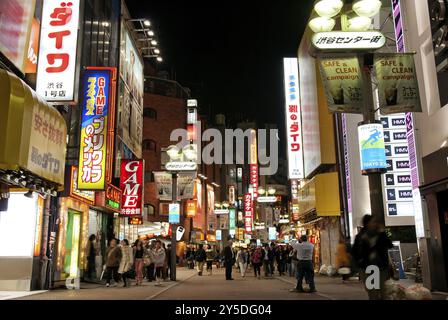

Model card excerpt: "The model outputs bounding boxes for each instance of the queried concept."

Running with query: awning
[0,69,67,187]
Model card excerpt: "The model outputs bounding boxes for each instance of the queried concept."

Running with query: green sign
[374,53,422,115]
[318,55,364,114]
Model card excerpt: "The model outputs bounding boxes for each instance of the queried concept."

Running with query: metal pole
[171,172,177,281]
[361,59,386,227]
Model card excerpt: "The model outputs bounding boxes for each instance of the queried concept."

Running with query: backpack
[252,250,262,264]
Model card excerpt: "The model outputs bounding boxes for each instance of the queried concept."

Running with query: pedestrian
[186,246,195,269]
[290,235,316,293]
[85,234,98,281]
[336,236,353,283]
[165,244,172,280]
[119,239,134,287]
[236,248,249,277]
[269,242,276,277]
[149,240,166,286]
[206,244,215,275]
[289,247,298,277]
[251,246,263,279]
[105,238,122,287]
[143,240,154,282]
[195,244,207,276]
[262,244,272,277]
[133,239,145,285]
[352,215,393,300]
[214,249,221,268]
[223,239,235,280]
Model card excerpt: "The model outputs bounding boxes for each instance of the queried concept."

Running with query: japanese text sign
[120,160,144,216]
[250,164,258,198]
[283,58,304,179]
[244,193,253,234]
[78,68,112,190]
[318,55,364,114]
[312,31,386,51]
[374,53,422,114]
[36,0,80,102]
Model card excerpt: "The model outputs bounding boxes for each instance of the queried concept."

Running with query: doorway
[436,189,448,290]
[63,210,82,279]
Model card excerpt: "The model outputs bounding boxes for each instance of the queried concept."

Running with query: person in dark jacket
[105,238,122,287]
[223,240,235,280]
[195,244,207,276]
[85,234,98,281]
[352,214,393,300]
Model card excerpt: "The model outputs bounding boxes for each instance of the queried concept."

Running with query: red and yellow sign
[129,216,143,225]
[186,200,196,218]
[70,166,95,204]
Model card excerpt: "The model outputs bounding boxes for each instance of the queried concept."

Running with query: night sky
[126,0,314,140]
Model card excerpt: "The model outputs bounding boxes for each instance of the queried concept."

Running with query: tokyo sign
[120,160,144,216]
[36,0,80,102]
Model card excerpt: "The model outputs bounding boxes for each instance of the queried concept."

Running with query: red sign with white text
[244,193,253,234]
[250,164,258,198]
[120,160,143,216]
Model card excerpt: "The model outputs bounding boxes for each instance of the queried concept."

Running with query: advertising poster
[193,180,203,229]
[154,171,173,201]
[318,56,364,114]
[358,123,387,174]
[78,68,113,190]
[120,160,144,216]
[207,185,216,230]
[169,203,180,224]
[117,20,144,158]
[36,0,80,102]
[177,172,196,200]
[268,227,277,241]
[25,18,40,74]
[375,53,422,114]
[0,0,35,74]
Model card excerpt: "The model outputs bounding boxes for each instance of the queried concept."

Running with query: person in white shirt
[290,235,316,293]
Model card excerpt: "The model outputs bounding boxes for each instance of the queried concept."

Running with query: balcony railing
[144,76,190,99]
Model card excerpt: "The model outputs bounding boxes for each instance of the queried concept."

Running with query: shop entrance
[436,189,448,289]
[63,210,82,279]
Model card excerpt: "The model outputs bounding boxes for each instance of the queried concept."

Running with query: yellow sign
[297,172,341,217]
[0,69,67,186]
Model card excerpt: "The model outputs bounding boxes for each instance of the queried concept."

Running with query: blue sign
[169,203,180,224]
[358,123,387,172]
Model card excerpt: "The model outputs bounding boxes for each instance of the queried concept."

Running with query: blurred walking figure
[133,239,145,285]
[119,239,134,287]
[236,248,249,277]
[262,244,273,277]
[150,240,166,286]
[224,240,235,280]
[85,234,99,281]
[105,238,122,287]
[251,246,263,279]
[352,215,393,300]
[291,235,316,293]
[205,245,215,275]
[165,244,172,280]
[336,236,353,283]
[195,244,207,276]
[145,240,155,282]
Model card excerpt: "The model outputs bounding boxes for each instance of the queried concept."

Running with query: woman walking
[206,244,215,275]
[118,239,134,287]
[105,238,122,287]
[133,239,145,285]
[150,240,166,286]
[236,248,249,277]
[251,247,263,279]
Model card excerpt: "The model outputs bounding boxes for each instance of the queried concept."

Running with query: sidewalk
[14,268,197,300]
[0,291,47,300]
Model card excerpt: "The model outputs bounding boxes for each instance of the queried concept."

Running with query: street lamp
[148,30,154,37]
[151,40,158,46]
[309,17,336,33]
[347,16,372,31]
[166,145,181,160]
[156,57,163,62]
[352,0,382,18]
[267,187,276,195]
[257,186,266,196]
[144,20,151,27]
[182,144,197,162]
[154,49,160,54]
[314,0,343,18]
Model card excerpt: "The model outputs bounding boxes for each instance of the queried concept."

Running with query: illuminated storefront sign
[78,68,116,190]
[0,0,35,74]
[105,184,121,211]
[70,167,95,204]
[120,160,144,216]
[268,227,277,241]
[228,186,235,204]
[128,216,143,225]
[284,58,304,179]
[186,200,196,218]
[36,0,80,102]
[257,196,277,203]
[229,208,236,232]
[25,18,41,74]
[358,123,387,174]
[312,31,386,51]
[214,209,229,214]
[250,164,259,199]
[244,193,253,234]
[216,230,222,241]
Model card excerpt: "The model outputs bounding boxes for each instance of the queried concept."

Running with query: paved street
[14,267,371,300]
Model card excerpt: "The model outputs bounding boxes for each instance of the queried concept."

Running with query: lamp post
[166,144,198,281]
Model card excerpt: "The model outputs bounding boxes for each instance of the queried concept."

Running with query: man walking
[195,244,207,276]
[291,235,316,293]
[223,240,235,280]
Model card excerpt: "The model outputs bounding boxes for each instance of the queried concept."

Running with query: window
[143,107,157,119]
[143,139,156,151]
